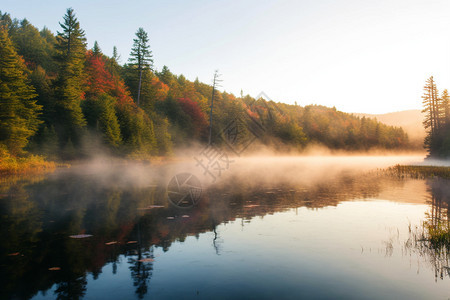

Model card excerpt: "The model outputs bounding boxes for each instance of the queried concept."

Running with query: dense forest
[0,8,410,164]
[422,76,450,158]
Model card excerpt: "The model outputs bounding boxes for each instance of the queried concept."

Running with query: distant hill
[353,110,425,146]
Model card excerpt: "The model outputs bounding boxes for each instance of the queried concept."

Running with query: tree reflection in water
[2,167,448,298]
[128,223,154,298]
[406,178,450,281]
[54,275,87,300]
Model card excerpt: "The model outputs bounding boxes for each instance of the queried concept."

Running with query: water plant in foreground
[386,165,450,179]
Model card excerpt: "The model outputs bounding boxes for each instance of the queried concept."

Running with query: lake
[1,155,450,299]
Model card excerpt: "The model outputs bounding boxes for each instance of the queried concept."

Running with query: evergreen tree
[57,8,86,56]
[0,27,41,154]
[0,11,18,34]
[39,27,58,73]
[156,65,182,99]
[130,69,168,113]
[30,66,53,125]
[106,46,121,76]
[128,27,153,106]
[112,46,120,62]
[82,94,121,147]
[422,76,439,153]
[157,65,173,85]
[40,26,56,44]
[421,76,450,156]
[12,19,46,69]
[116,103,156,154]
[54,8,87,149]
[437,89,450,157]
[92,40,101,56]
[441,89,450,124]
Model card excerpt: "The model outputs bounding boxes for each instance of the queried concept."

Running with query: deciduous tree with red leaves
[85,49,134,105]
[178,97,208,139]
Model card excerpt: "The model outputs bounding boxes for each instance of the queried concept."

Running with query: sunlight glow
[3,0,449,113]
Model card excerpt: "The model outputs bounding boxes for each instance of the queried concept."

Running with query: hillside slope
[353,110,425,146]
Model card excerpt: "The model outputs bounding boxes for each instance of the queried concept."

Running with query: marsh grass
[406,221,450,280]
[385,165,450,179]
[426,222,450,246]
[386,164,450,263]
[0,147,58,175]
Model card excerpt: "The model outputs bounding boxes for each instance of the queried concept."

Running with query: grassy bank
[386,164,450,179]
[0,148,57,175]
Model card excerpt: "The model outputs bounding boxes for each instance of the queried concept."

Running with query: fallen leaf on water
[105,241,118,245]
[48,267,61,271]
[8,252,20,256]
[138,258,154,263]
[69,234,93,239]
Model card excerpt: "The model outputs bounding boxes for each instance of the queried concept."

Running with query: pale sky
[3,0,450,113]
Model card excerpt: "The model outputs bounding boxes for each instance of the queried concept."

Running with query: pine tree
[0,27,41,154]
[92,41,101,56]
[422,76,438,152]
[438,89,450,157]
[129,27,153,106]
[57,8,86,56]
[54,8,87,149]
[0,11,18,34]
[39,27,58,73]
[30,65,54,127]
[116,103,156,154]
[441,89,450,124]
[158,65,173,85]
[421,76,448,156]
[105,46,121,76]
[82,94,121,147]
[12,19,46,69]
[113,46,120,62]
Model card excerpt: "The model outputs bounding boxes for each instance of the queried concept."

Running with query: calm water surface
[1,156,450,299]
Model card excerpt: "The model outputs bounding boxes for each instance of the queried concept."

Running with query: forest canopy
[0,9,411,161]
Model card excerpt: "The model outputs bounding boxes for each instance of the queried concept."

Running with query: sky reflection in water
[0,158,449,299]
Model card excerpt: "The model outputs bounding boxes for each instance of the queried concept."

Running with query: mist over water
[2,153,450,299]
[161,152,426,190]
[66,152,427,190]
[417,158,450,167]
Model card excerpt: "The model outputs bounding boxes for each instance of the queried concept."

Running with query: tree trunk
[137,67,142,106]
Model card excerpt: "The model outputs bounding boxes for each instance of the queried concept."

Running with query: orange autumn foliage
[150,76,169,102]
